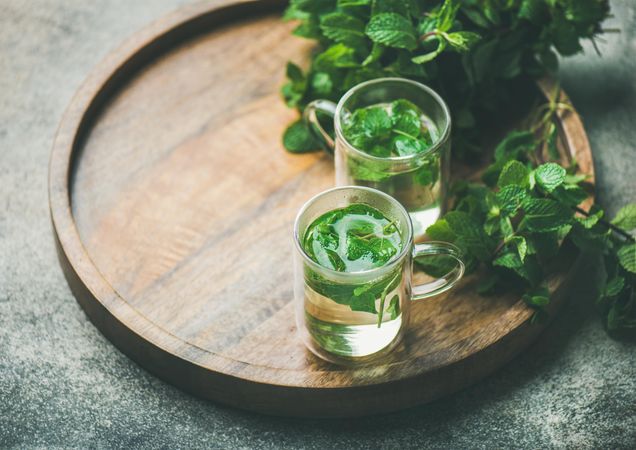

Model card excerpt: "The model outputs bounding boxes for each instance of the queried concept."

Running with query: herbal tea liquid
[301,204,408,357]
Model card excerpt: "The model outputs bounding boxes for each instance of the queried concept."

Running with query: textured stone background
[1,0,634,448]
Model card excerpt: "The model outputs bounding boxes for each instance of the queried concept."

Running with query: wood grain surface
[49,0,594,417]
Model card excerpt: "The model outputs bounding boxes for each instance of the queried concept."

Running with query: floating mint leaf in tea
[303,203,402,272]
[341,99,437,159]
[301,203,405,357]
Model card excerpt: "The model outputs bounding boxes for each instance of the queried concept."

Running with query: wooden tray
[49,0,594,417]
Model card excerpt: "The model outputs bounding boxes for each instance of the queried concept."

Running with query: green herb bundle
[281,0,636,335]
[281,0,610,155]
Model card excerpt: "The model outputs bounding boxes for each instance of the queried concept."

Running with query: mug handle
[411,241,465,301]
[303,99,338,155]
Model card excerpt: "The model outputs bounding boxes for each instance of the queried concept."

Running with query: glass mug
[304,77,452,240]
[293,186,464,364]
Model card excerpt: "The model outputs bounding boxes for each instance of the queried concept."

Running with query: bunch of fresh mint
[281,0,636,336]
[281,0,610,155]
[425,122,636,332]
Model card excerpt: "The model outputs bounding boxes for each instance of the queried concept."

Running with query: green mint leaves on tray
[281,0,636,336]
[424,112,636,333]
[303,203,403,323]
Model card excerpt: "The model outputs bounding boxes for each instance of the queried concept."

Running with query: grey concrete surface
[1,0,635,448]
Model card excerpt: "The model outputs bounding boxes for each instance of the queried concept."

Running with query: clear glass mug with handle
[304,77,452,241]
[293,186,464,364]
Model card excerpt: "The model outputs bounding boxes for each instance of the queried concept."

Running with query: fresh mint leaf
[282,62,307,108]
[283,3,309,21]
[365,13,417,50]
[611,203,636,232]
[521,198,572,232]
[494,251,523,269]
[310,72,333,96]
[349,292,377,313]
[292,18,323,40]
[391,99,423,136]
[522,286,550,308]
[510,236,528,261]
[393,136,427,156]
[313,44,359,71]
[576,205,603,229]
[551,184,588,207]
[319,12,367,47]
[482,131,536,186]
[534,162,566,192]
[415,254,459,278]
[342,99,435,163]
[483,1,501,25]
[498,160,529,188]
[286,61,304,84]
[500,216,514,238]
[289,0,337,14]
[444,31,481,52]
[565,0,609,24]
[617,244,636,274]
[387,294,400,320]
[344,106,392,148]
[283,120,317,153]
[445,211,495,261]
[436,0,461,32]
[426,219,456,241]
[496,185,528,216]
[604,276,625,297]
[338,0,370,7]
[551,13,582,56]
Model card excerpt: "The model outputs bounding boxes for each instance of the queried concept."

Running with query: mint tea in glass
[293,186,464,364]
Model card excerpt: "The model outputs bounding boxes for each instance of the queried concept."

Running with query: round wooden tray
[49,0,594,417]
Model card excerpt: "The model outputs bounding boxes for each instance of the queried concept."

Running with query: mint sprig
[423,104,636,334]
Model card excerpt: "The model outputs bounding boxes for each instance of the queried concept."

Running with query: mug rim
[293,186,414,277]
[334,77,452,163]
